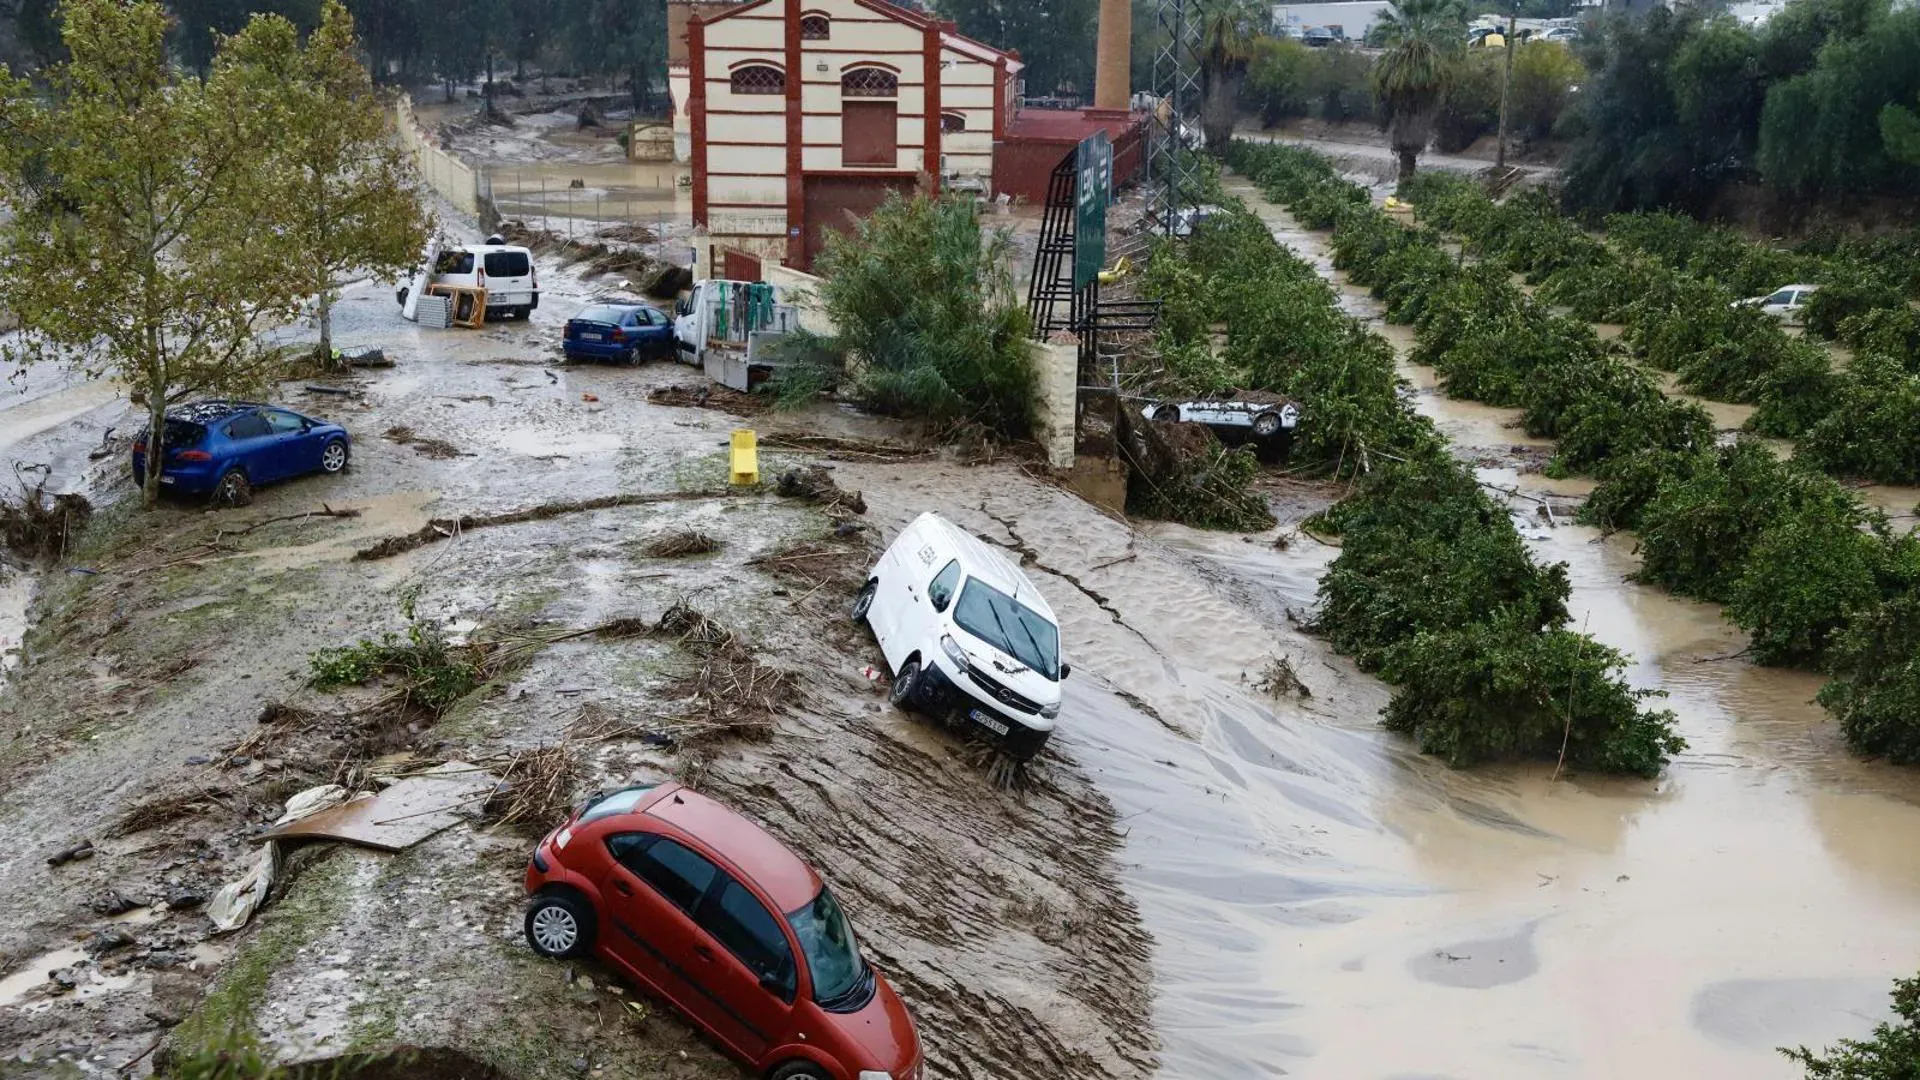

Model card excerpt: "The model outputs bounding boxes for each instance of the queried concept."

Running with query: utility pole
[1496,6,1517,168]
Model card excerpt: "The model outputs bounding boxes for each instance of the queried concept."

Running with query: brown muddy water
[1027,176,1920,1079]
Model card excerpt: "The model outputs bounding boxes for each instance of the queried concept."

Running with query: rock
[50,969,79,992]
[571,1057,590,1074]
[47,840,94,867]
[146,970,203,1026]
[88,930,134,954]
[184,755,211,766]
[165,887,207,910]
[90,889,145,916]
[228,755,252,767]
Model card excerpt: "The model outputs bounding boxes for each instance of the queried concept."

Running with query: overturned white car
[1143,392,1301,458]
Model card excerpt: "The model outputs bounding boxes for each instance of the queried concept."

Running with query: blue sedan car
[132,401,351,507]
[562,302,674,363]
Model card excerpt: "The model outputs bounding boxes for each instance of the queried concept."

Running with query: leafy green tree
[226,1,430,366]
[1372,0,1466,186]
[1244,35,1314,126]
[935,0,1098,103]
[1757,3,1920,200]
[1509,39,1581,139]
[1781,972,1920,1078]
[0,0,308,507]
[170,0,321,74]
[1433,48,1500,153]
[813,193,1036,437]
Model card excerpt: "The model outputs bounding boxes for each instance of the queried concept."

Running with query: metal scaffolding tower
[1146,0,1202,235]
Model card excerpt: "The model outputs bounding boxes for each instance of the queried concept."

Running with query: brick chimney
[1094,0,1131,111]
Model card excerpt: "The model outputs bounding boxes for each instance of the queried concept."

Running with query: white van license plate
[970,710,1009,736]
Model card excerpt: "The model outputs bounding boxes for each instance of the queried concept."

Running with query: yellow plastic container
[729,429,759,486]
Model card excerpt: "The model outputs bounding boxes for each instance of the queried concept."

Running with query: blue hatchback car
[562,302,674,363]
[132,401,352,506]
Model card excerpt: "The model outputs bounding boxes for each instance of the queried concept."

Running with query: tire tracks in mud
[696,660,1158,1080]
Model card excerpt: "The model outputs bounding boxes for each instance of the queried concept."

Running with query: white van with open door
[854,512,1068,760]
[394,235,541,320]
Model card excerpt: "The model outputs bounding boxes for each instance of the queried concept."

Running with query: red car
[523,783,922,1080]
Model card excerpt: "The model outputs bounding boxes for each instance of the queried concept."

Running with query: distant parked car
[1302,25,1336,46]
[1542,26,1578,42]
[131,401,350,507]
[523,783,924,1080]
[1145,393,1301,460]
[563,302,675,363]
[1736,284,1819,324]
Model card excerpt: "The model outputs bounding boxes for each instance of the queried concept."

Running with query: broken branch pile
[647,384,771,416]
[0,476,93,559]
[657,601,792,746]
[775,465,867,516]
[637,529,722,558]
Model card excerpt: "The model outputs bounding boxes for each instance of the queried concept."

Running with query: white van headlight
[940,635,969,669]
[1041,701,1060,719]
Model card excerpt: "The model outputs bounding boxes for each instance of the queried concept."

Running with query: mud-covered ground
[0,248,1156,1077]
[6,158,1920,1080]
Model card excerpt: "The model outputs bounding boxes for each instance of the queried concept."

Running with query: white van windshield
[953,579,1060,680]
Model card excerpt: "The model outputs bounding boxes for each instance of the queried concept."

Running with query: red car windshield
[786,886,868,1007]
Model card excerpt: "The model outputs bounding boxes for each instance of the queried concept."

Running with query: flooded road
[1009,175,1920,1079]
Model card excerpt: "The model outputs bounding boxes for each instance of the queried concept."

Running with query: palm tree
[1372,0,1466,187]
[1197,0,1262,153]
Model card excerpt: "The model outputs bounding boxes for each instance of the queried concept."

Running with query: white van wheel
[889,659,921,712]
[851,581,876,622]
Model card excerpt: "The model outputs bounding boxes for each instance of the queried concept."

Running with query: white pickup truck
[672,279,800,391]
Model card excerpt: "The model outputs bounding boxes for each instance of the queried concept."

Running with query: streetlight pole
[1496,5,1517,169]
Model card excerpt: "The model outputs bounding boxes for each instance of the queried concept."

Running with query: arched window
[841,67,899,97]
[730,64,785,95]
[800,13,830,39]
[940,111,967,132]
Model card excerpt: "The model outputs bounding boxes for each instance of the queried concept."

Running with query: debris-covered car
[1143,392,1301,459]
[854,511,1068,760]
[524,783,924,1080]
[132,400,351,506]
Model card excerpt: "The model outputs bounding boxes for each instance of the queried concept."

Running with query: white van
[854,512,1069,760]
[394,236,541,320]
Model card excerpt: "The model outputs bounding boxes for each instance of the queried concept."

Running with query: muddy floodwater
[1076,175,1920,1079]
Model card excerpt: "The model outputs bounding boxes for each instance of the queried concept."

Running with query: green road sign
[1074,131,1113,291]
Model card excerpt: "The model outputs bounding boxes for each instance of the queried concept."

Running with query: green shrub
[1802,278,1908,340]
[1780,970,1920,1077]
[1510,41,1585,140]
[1816,581,1920,764]
[1837,305,1920,368]
[814,192,1036,437]
[1725,499,1891,667]
[1379,615,1683,776]
[1313,456,1571,670]
[1671,311,1815,404]
[1580,448,1707,532]
[1748,344,1842,438]
[1634,439,1857,603]
[1434,52,1502,154]
[310,593,481,714]
[1795,352,1920,484]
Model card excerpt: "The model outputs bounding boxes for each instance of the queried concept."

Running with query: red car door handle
[693,944,714,960]
[613,880,633,896]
